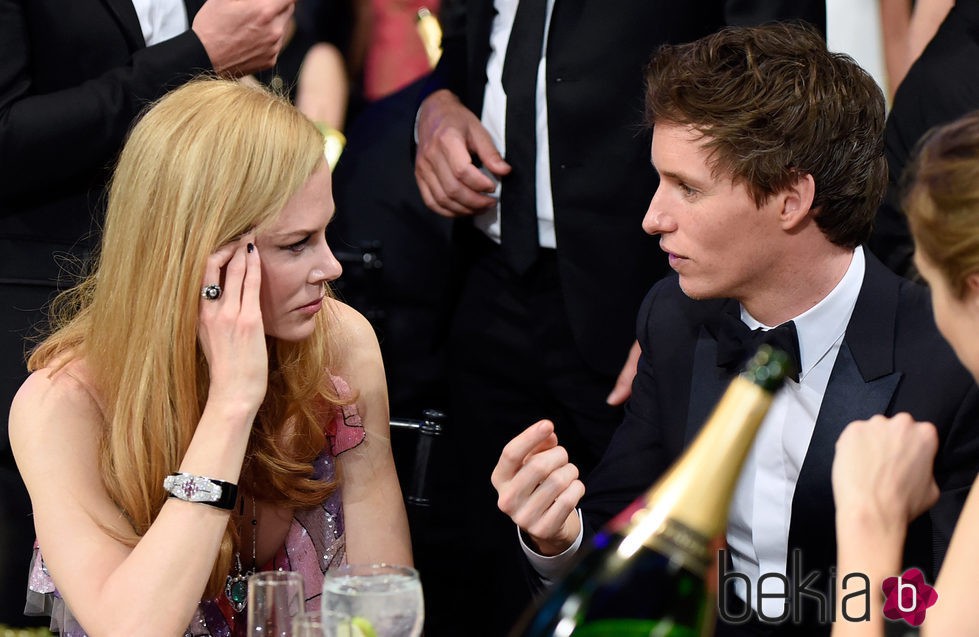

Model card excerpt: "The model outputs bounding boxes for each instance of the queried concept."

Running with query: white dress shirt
[131,0,188,46]
[476,0,557,249]
[727,246,865,618]
[522,247,867,609]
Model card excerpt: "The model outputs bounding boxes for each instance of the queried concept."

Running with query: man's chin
[677,277,722,301]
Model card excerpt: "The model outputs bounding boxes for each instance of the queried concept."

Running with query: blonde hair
[904,110,979,299]
[30,78,345,597]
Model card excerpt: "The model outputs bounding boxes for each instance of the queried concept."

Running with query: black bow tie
[712,311,801,382]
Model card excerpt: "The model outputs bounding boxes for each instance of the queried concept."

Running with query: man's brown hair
[645,22,886,248]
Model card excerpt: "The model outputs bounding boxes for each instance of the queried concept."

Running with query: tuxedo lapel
[795,343,902,525]
[100,0,145,51]
[685,301,740,445]
[788,252,904,574]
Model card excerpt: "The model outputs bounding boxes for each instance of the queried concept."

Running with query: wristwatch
[163,473,238,510]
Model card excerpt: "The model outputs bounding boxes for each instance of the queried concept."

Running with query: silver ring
[201,284,222,301]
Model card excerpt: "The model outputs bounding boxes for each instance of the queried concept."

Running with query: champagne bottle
[510,345,793,637]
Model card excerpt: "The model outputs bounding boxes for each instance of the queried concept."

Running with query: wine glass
[247,570,306,636]
[321,564,424,637]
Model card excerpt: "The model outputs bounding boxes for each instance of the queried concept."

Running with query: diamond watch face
[166,474,222,502]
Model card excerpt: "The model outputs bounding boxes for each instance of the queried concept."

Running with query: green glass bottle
[510,346,792,637]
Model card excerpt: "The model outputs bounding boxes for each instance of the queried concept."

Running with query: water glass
[247,570,306,636]
[322,564,424,637]
[292,609,356,637]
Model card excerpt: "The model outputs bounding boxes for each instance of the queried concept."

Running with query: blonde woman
[9,78,411,636]
[832,110,979,636]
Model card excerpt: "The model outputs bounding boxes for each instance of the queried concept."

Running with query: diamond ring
[201,284,222,301]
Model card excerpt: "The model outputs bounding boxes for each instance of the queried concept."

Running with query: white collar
[741,246,865,380]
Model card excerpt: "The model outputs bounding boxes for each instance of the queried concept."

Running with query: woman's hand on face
[198,236,268,413]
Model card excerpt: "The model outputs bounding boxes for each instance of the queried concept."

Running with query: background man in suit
[869,1,979,278]
[0,0,294,625]
[492,23,979,636]
[412,2,825,633]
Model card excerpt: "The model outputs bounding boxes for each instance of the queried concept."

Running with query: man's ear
[778,173,816,231]
[966,272,979,304]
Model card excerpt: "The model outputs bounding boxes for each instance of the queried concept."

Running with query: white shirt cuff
[518,509,584,586]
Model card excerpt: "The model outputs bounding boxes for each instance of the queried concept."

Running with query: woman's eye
[285,235,311,252]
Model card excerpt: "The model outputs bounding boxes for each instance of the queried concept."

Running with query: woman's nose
[311,245,343,284]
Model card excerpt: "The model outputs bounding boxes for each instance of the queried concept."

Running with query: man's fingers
[444,137,498,194]
[493,420,556,485]
[497,444,571,515]
[526,432,559,460]
[524,480,585,542]
[519,462,580,518]
[468,124,511,177]
[420,168,474,216]
[428,151,494,212]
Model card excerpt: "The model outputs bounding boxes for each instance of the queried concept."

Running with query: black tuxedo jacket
[426,0,826,376]
[582,251,979,633]
[868,2,979,278]
[0,0,210,287]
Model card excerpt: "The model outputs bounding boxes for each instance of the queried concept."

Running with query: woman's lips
[296,297,324,314]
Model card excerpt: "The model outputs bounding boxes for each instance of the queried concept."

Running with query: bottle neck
[610,375,775,574]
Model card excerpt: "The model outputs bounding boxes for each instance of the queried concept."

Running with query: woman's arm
[295,42,349,132]
[830,414,939,637]
[922,475,979,636]
[11,371,252,636]
[329,300,413,566]
[10,239,266,636]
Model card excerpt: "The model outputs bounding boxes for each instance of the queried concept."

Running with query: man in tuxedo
[492,23,979,636]
[0,0,294,624]
[413,2,824,632]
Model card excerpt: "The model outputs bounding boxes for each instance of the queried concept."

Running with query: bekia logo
[882,568,938,627]
[716,551,939,627]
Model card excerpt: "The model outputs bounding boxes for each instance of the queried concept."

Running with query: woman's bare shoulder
[323,299,387,406]
[326,298,379,349]
[10,358,103,445]
[325,299,383,370]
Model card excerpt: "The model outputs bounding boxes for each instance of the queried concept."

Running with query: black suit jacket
[425,0,826,376]
[0,0,210,287]
[582,251,979,634]
[868,2,979,278]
